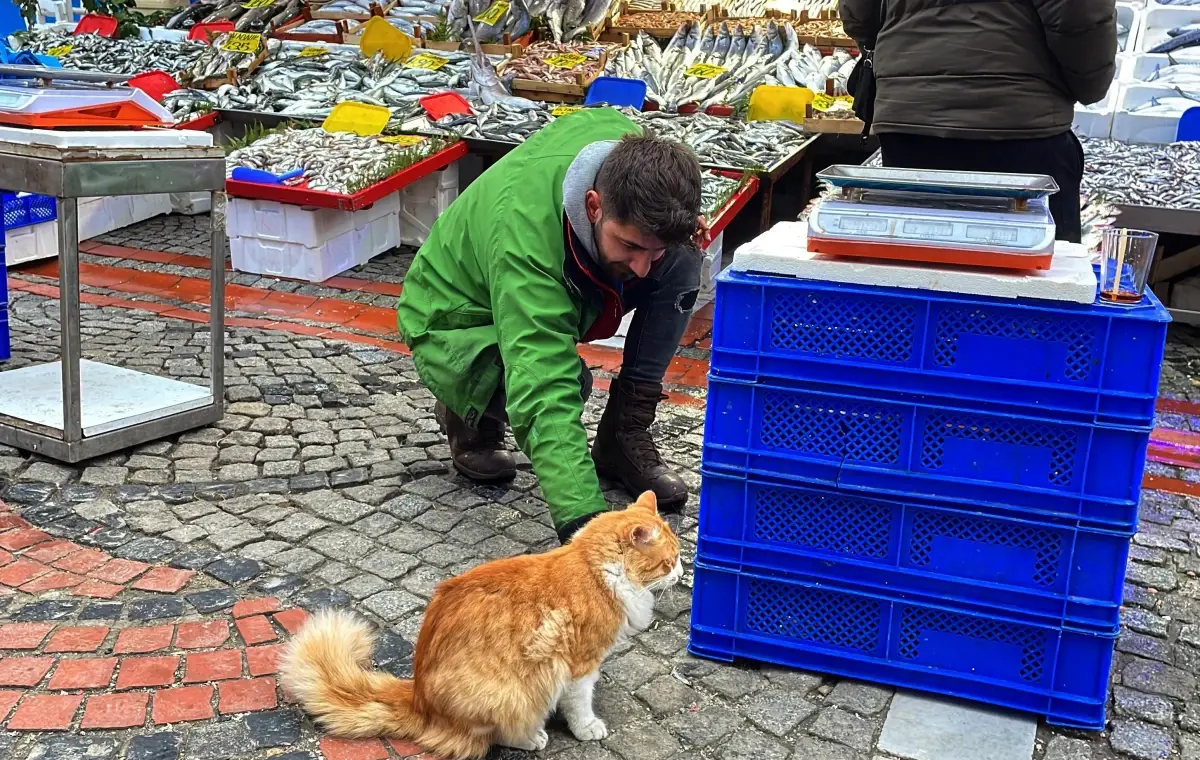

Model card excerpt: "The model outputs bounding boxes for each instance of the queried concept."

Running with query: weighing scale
[807,166,1059,270]
[0,64,172,128]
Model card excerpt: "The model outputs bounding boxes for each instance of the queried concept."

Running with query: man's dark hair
[594,133,702,246]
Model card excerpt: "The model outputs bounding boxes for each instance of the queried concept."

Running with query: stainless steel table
[0,137,227,462]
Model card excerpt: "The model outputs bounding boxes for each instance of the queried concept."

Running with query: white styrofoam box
[4,220,58,266]
[0,125,213,150]
[230,208,400,283]
[1112,84,1189,143]
[697,231,726,307]
[170,192,212,216]
[227,192,400,247]
[1139,6,1200,59]
[732,222,1098,304]
[1118,3,1145,52]
[1074,80,1123,138]
[398,164,459,247]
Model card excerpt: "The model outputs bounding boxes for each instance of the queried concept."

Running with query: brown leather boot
[592,377,688,511]
[436,402,516,483]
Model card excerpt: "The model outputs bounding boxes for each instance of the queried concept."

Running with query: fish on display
[185,34,282,84]
[1143,59,1200,86]
[700,171,741,219]
[624,107,808,170]
[1149,27,1200,54]
[501,41,615,83]
[19,30,208,77]
[1080,138,1200,211]
[1128,87,1200,114]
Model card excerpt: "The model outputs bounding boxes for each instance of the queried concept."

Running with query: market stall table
[0,129,226,463]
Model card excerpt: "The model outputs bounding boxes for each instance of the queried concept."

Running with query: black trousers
[877,131,1084,243]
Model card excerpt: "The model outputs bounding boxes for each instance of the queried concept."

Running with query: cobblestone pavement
[1,214,1200,760]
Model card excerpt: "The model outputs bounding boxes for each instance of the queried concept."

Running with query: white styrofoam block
[1074,80,1123,138]
[698,231,725,302]
[4,220,58,266]
[731,222,1098,304]
[4,194,172,265]
[1138,6,1200,59]
[1118,3,1145,52]
[227,193,400,246]
[230,209,400,283]
[0,125,212,150]
[398,165,459,247]
[1112,84,1189,143]
[170,192,212,215]
[1122,53,1196,83]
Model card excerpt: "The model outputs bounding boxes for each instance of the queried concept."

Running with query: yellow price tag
[811,93,836,111]
[221,32,263,54]
[242,0,273,8]
[684,63,726,78]
[405,52,449,71]
[47,44,73,57]
[473,0,509,24]
[380,134,427,146]
[834,94,854,104]
[544,52,587,69]
[551,105,582,117]
[298,46,329,57]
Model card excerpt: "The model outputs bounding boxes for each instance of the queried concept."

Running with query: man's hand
[693,215,711,249]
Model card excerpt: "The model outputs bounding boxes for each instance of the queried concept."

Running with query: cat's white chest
[603,563,656,639]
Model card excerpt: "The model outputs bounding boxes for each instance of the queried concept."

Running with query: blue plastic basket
[689,557,1116,730]
[697,468,1131,630]
[703,374,1150,530]
[710,270,1170,426]
[2,192,57,231]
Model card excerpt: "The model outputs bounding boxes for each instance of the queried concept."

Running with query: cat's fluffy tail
[279,608,422,739]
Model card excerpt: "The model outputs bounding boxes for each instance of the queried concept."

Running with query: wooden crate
[603,2,712,39]
[500,48,608,103]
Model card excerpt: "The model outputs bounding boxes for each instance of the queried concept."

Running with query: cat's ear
[632,491,658,514]
[630,523,658,546]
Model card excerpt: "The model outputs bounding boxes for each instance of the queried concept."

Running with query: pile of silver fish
[626,109,808,169]
[502,41,613,83]
[701,172,742,218]
[165,0,301,33]
[675,0,837,13]
[1140,60,1200,88]
[424,100,553,141]
[314,0,378,15]
[1080,139,1200,211]
[164,89,219,123]
[184,34,281,85]
[285,18,341,34]
[608,23,856,110]
[179,46,499,120]
[18,31,208,77]
[226,127,443,193]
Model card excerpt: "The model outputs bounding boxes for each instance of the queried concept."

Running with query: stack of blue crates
[690,268,1170,730]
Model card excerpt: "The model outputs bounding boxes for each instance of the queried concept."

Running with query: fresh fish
[1169,22,1200,36]
[625,108,808,170]
[1150,28,1200,54]
[18,30,208,77]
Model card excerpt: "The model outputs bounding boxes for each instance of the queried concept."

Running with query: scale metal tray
[817,165,1060,199]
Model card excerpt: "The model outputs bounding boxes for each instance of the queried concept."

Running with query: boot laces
[623,392,665,467]
[476,417,506,448]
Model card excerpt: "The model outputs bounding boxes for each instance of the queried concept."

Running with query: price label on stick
[242,0,273,8]
[545,52,587,69]
[473,0,509,24]
[298,46,329,57]
[405,52,449,71]
[811,93,836,111]
[47,44,73,57]
[835,94,854,105]
[551,105,582,117]
[221,31,263,54]
[380,134,427,146]
[684,63,726,78]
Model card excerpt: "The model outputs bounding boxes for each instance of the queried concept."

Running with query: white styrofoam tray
[3,193,172,266]
[227,192,400,246]
[230,208,400,283]
[398,164,459,248]
[1112,83,1190,143]
[1074,80,1123,138]
[1138,6,1200,59]
[730,222,1098,304]
[1118,3,1145,52]
[0,125,213,150]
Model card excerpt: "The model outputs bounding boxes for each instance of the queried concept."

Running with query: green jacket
[397,108,640,528]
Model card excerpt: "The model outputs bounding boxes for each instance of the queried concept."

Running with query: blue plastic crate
[698,468,1131,630]
[703,374,1150,530]
[711,270,1170,426]
[689,558,1116,730]
[2,192,57,231]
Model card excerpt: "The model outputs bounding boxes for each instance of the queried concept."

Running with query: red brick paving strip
[44,626,109,653]
[73,579,124,599]
[184,649,242,683]
[81,692,149,730]
[218,677,278,714]
[152,684,214,724]
[388,740,428,758]
[0,558,50,587]
[233,596,281,618]
[0,657,54,687]
[246,643,283,676]
[114,625,174,654]
[89,558,149,584]
[0,528,50,551]
[320,737,391,760]
[0,690,21,721]
[236,615,278,645]
[53,548,109,574]
[20,570,85,593]
[0,622,54,650]
[274,608,310,635]
[8,693,82,730]
[131,566,195,593]
[116,655,180,689]
[23,539,81,563]
[175,620,230,649]
[48,657,117,689]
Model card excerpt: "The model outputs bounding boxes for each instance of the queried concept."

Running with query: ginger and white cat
[279,490,683,759]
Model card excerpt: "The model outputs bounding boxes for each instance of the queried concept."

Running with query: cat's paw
[570,717,608,742]
[531,728,549,751]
